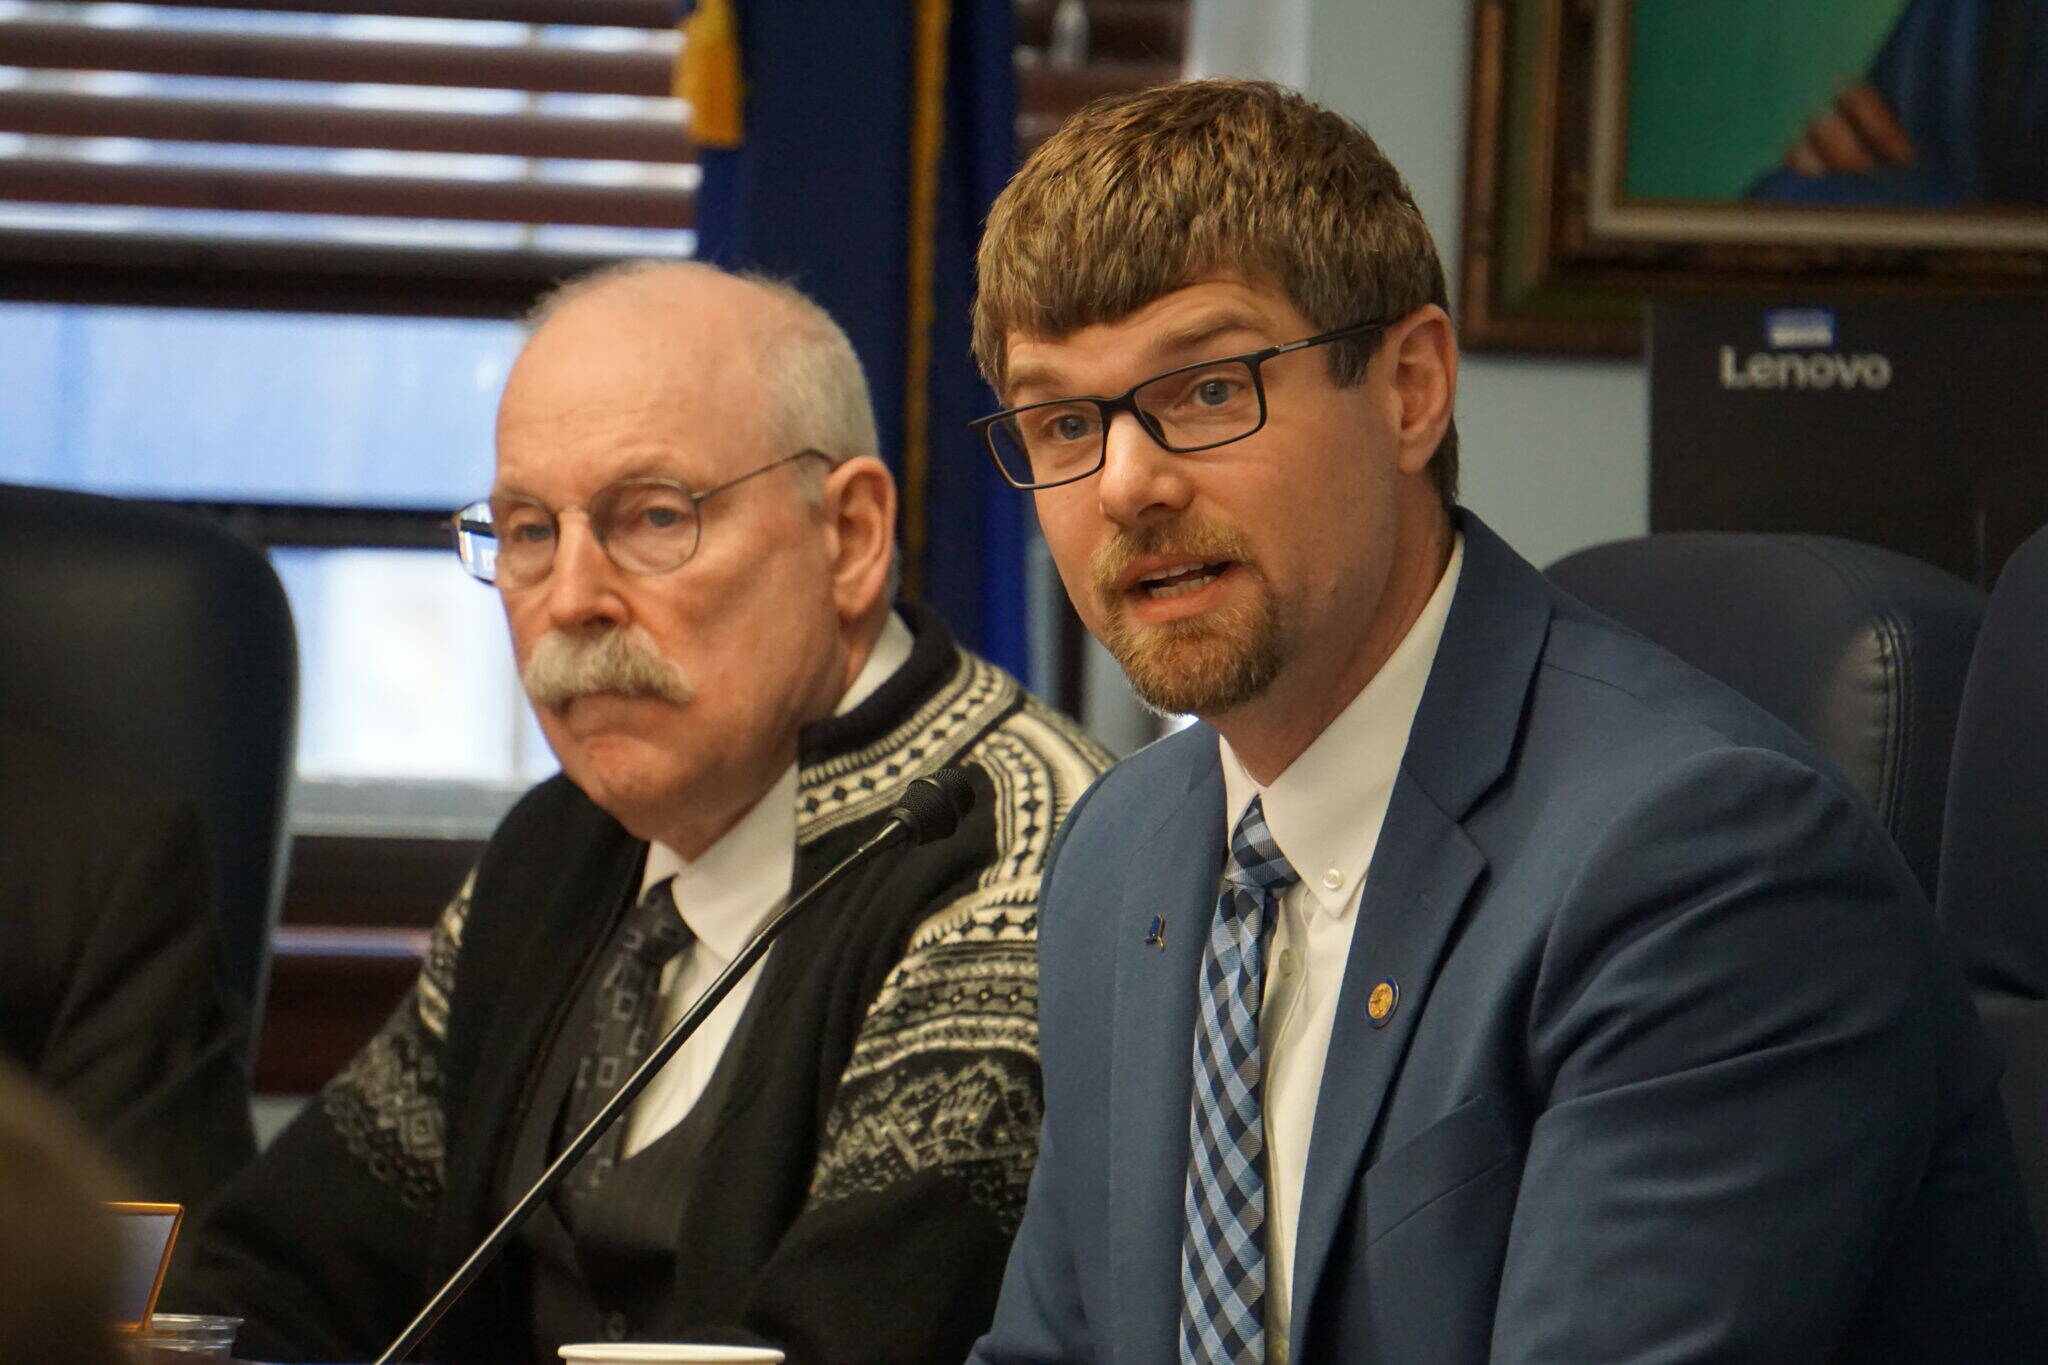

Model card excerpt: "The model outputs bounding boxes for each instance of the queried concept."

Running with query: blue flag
[689,0,1029,680]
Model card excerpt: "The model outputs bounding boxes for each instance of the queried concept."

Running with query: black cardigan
[174,610,1110,1363]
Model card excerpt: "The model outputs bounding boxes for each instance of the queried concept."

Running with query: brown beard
[1089,518,1286,717]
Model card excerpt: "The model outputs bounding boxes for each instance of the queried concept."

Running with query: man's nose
[1095,409,1194,527]
[541,513,628,631]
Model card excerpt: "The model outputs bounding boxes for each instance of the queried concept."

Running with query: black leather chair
[0,483,297,1021]
[1546,533,1984,900]
[1937,524,2048,1243]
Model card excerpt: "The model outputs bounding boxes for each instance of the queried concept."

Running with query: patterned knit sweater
[173,609,1110,1363]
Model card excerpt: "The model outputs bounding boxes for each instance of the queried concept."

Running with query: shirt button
[603,1311,629,1341]
[1321,867,1344,891]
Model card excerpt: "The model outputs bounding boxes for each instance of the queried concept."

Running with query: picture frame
[1460,0,2048,356]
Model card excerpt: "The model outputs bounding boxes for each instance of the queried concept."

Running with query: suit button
[603,1311,629,1341]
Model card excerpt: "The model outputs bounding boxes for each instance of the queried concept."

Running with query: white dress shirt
[619,611,916,1156]
[1216,536,1463,1359]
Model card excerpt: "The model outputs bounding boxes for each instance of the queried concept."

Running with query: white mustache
[521,627,695,709]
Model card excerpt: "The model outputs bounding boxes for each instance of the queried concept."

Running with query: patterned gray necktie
[563,874,691,1206]
[1180,796,1297,1365]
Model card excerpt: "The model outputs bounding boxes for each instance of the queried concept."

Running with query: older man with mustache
[172,261,1110,1365]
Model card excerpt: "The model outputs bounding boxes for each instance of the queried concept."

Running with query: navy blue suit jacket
[973,514,2045,1362]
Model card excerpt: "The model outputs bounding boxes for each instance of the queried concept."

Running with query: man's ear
[820,456,898,622]
[1379,304,1458,478]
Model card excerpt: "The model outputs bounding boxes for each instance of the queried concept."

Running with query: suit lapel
[1285,512,1554,1353]
[1285,784,1484,1357]
[1108,753,1226,1365]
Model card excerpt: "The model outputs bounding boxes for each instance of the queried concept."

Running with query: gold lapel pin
[1367,978,1400,1027]
[1144,915,1167,950]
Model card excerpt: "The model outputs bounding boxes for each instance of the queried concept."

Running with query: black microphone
[883,763,976,844]
[376,766,979,1364]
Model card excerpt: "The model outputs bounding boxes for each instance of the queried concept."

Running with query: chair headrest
[1547,533,1984,898]
[1939,524,2048,998]
[0,482,297,1012]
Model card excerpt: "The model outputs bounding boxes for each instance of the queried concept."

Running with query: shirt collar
[837,610,913,717]
[642,762,798,966]
[639,611,914,963]
[1219,534,1465,917]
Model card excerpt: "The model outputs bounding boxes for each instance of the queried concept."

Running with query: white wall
[1195,0,1652,568]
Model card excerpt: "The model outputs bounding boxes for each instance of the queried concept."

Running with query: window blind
[0,0,1182,315]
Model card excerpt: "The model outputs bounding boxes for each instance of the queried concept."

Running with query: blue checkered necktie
[562,874,691,1207]
[1180,796,1298,1365]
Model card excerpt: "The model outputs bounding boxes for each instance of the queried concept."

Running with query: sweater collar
[794,600,1023,845]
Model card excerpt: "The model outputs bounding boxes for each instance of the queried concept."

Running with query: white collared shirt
[1216,536,1463,1359]
[619,611,916,1156]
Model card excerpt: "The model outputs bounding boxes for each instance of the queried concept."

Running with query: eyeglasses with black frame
[971,320,1389,491]
[452,449,831,589]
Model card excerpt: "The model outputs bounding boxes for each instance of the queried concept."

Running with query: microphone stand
[376,812,931,1363]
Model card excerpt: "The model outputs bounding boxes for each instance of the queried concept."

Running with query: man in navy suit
[964,79,2045,1362]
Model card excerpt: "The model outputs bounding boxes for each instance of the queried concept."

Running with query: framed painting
[1461,0,2048,355]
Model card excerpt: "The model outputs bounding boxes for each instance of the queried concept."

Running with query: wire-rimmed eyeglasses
[452,449,831,589]
[971,320,1389,491]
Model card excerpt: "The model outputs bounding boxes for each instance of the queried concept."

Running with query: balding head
[490,261,900,858]
[522,261,879,495]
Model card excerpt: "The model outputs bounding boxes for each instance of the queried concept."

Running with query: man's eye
[1024,406,1095,445]
[605,489,692,537]
[1193,378,1240,406]
[505,518,553,545]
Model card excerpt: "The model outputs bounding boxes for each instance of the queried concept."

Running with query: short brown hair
[974,78,1458,505]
